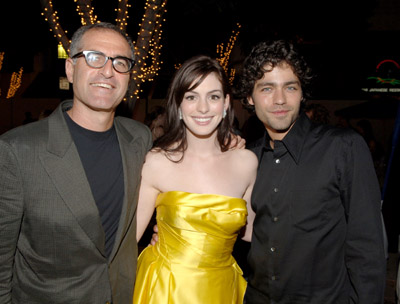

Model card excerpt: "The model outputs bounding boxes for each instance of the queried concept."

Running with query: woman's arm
[240,150,258,242]
[241,183,256,242]
[136,153,160,242]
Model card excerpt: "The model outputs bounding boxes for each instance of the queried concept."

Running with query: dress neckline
[159,190,245,201]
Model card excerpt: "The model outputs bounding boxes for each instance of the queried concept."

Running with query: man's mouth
[91,83,114,89]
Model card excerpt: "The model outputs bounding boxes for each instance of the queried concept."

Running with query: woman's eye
[184,95,195,101]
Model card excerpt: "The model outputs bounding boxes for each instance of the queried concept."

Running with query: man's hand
[236,135,246,149]
[150,224,158,246]
[229,134,246,150]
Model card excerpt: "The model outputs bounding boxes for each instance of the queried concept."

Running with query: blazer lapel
[39,101,105,256]
[109,118,144,261]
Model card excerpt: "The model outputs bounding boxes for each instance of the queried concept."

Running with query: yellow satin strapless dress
[133,191,247,304]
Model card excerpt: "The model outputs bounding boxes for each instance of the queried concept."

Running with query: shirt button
[273,216,279,222]
[273,188,279,193]
[275,159,280,164]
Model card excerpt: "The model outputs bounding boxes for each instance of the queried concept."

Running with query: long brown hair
[154,55,235,162]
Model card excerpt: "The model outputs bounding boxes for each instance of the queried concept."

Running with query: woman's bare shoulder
[143,149,181,170]
[229,148,258,169]
[143,149,167,169]
[145,148,164,160]
[141,150,174,188]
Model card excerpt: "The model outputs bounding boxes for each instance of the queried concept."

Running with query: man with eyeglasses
[0,22,152,304]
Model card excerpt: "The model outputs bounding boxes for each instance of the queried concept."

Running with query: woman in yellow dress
[133,55,258,304]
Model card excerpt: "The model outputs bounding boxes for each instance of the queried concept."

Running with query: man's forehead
[82,28,123,43]
[80,29,131,55]
[262,61,291,72]
[255,64,301,87]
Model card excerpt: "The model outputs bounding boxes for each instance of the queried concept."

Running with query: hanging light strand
[41,0,71,54]
[216,23,241,84]
[115,0,131,31]
[0,52,4,71]
[74,0,98,26]
[0,52,4,97]
[129,0,167,100]
[7,67,24,99]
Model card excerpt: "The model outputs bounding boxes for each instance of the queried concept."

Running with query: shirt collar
[262,111,312,164]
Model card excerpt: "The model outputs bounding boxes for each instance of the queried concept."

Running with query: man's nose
[100,59,115,78]
[274,89,286,105]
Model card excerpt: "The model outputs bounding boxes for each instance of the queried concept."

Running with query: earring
[223,109,227,118]
[179,109,183,120]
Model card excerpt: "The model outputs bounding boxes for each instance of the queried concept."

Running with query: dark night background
[1,0,399,100]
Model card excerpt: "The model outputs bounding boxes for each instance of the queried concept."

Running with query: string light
[40,0,168,103]
[75,0,98,25]
[0,53,23,99]
[116,0,131,31]
[130,0,167,100]
[0,52,3,97]
[41,0,70,53]
[7,67,23,99]
[216,23,241,84]
[0,52,4,71]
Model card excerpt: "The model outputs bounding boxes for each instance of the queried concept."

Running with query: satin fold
[133,191,247,303]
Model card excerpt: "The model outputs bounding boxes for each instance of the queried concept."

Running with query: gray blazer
[0,100,152,304]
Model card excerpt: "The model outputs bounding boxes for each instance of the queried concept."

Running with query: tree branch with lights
[75,0,98,26]
[116,0,130,31]
[216,23,241,85]
[0,53,24,99]
[128,0,166,106]
[40,0,167,114]
[40,0,71,54]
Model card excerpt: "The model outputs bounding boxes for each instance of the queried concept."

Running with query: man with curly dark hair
[237,40,386,304]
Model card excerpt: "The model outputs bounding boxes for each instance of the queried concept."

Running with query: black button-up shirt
[245,113,386,304]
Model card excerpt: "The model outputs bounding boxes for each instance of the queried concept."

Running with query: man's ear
[247,96,255,106]
[65,58,74,83]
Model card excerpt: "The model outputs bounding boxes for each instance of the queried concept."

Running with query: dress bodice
[155,191,247,267]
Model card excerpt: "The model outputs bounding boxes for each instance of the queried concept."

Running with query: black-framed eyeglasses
[71,50,135,73]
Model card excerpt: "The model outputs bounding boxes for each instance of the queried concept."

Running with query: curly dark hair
[154,55,235,162]
[236,40,314,111]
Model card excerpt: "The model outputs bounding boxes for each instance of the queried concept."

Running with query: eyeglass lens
[85,51,133,73]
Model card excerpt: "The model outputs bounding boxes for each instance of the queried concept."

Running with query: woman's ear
[224,94,231,110]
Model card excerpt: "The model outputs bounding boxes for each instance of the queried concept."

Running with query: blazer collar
[42,100,106,256]
[47,100,74,157]
[108,117,144,262]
